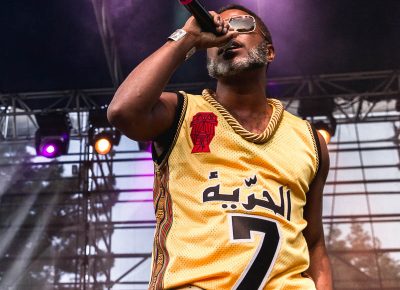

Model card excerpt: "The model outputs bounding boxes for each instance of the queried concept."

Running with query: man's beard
[207,41,268,79]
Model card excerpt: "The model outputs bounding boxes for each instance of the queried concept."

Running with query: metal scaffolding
[0,69,399,142]
[2,0,398,287]
[0,70,399,289]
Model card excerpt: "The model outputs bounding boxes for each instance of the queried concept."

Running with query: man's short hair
[218,4,273,44]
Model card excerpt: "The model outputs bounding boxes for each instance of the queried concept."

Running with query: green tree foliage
[327,222,400,289]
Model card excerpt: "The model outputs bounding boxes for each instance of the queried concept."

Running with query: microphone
[179,0,221,35]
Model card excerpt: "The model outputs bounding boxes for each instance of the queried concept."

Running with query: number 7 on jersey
[228,213,282,290]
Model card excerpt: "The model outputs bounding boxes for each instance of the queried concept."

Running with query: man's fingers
[212,12,221,26]
[220,20,229,35]
[193,12,238,49]
[216,24,223,33]
[224,21,230,31]
[211,11,222,28]
[213,31,238,46]
[211,11,231,35]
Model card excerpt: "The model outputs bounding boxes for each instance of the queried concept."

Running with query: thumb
[213,31,239,47]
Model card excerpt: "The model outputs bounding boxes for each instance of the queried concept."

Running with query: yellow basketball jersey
[149,90,319,290]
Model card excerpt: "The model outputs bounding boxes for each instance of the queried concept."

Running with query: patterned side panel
[305,121,320,179]
[149,163,173,290]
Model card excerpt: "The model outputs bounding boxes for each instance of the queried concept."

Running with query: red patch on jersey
[190,112,218,153]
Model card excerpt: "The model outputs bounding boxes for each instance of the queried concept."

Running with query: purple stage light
[44,144,55,154]
[35,112,71,158]
[39,139,62,158]
[138,141,152,153]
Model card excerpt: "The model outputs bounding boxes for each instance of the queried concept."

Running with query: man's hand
[108,12,238,142]
[182,12,238,50]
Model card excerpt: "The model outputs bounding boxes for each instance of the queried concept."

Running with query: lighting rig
[88,109,121,155]
[138,141,152,152]
[298,96,337,144]
[313,118,337,145]
[35,112,71,158]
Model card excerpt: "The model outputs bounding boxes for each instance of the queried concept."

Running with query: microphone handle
[180,0,220,35]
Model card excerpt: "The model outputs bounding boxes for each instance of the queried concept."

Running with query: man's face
[207,9,270,79]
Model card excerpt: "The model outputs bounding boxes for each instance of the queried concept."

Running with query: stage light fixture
[297,96,337,144]
[35,112,71,158]
[298,96,335,118]
[313,118,337,144]
[94,134,113,155]
[138,141,152,152]
[88,109,121,155]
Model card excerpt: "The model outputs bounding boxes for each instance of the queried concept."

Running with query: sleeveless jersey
[149,90,319,290]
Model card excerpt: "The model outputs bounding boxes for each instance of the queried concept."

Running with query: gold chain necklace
[202,89,284,144]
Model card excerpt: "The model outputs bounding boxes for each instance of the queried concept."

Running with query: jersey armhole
[152,91,188,166]
[307,121,322,178]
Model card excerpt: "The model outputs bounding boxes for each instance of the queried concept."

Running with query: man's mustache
[217,40,243,55]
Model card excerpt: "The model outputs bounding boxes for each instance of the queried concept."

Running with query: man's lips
[218,40,243,56]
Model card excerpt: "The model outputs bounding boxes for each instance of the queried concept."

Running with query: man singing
[107,4,333,290]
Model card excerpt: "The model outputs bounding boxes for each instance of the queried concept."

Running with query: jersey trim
[154,91,188,168]
[149,164,174,289]
[306,121,322,178]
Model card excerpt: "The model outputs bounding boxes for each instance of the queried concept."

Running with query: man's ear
[266,44,275,63]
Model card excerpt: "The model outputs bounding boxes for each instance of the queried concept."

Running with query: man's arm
[107,14,236,141]
[303,131,333,290]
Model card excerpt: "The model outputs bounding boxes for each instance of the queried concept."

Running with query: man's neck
[215,68,268,113]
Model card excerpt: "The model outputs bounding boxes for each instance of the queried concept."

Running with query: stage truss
[0,69,399,141]
[0,71,399,290]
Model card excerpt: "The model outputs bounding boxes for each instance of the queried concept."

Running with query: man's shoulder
[279,106,308,127]
[178,90,203,98]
